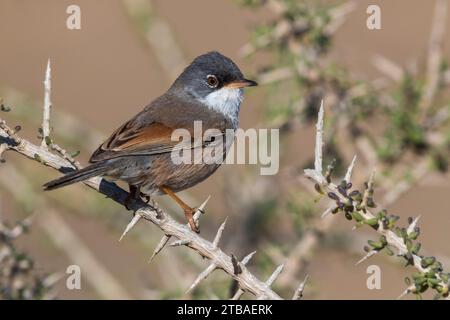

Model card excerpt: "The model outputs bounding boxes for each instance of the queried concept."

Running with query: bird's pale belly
[105,150,224,196]
[142,155,222,195]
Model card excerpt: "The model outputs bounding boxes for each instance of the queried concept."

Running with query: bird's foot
[124,193,135,210]
[184,207,200,233]
[125,185,141,210]
[142,195,151,203]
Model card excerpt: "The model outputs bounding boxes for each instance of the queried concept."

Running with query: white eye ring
[206,75,219,88]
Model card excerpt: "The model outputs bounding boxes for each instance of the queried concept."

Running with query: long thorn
[241,251,257,266]
[148,234,170,262]
[266,264,284,287]
[292,274,309,300]
[344,155,357,182]
[186,263,216,294]
[321,205,334,219]
[169,239,190,247]
[41,58,52,150]
[195,195,211,217]
[213,217,228,248]
[397,285,414,300]
[314,100,324,174]
[119,214,141,241]
[356,250,378,266]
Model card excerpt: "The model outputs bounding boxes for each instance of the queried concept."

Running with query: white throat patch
[199,87,243,127]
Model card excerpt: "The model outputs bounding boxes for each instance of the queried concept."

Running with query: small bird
[43,51,257,232]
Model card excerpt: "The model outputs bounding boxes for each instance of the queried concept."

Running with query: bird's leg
[160,186,199,233]
[142,195,151,203]
[125,184,140,210]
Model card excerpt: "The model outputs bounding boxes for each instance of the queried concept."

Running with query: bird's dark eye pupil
[207,75,218,87]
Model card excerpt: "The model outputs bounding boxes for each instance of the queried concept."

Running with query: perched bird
[43,51,257,232]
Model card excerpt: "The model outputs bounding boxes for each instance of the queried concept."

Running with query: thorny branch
[304,101,450,300]
[0,60,307,300]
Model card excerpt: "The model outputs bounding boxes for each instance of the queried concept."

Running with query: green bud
[404,253,414,266]
[349,190,360,198]
[441,285,449,295]
[33,154,42,163]
[411,243,421,255]
[405,239,413,251]
[0,104,11,112]
[431,262,443,273]
[412,272,423,280]
[376,209,387,219]
[364,218,379,229]
[413,276,427,286]
[384,246,394,256]
[314,183,324,194]
[368,240,384,250]
[428,278,441,286]
[45,136,52,146]
[70,150,81,158]
[351,211,364,222]
[408,232,419,240]
[352,193,363,203]
[421,257,436,268]
[367,198,376,208]
[440,273,449,282]
[328,192,339,201]
[404,277,411,285]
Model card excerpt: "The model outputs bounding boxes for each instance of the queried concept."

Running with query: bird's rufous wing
[89,118,222,163]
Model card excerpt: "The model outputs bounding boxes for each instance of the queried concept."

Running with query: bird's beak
[225,78,258,89]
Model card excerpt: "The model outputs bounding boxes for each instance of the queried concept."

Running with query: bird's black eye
[206,75,219,88]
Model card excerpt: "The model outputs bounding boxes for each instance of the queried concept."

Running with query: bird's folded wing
[89,120,223,162]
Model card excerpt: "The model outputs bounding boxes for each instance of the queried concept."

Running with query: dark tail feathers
[43,162,109,191]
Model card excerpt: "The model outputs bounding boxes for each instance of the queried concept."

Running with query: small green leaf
[384,246,394,256]
[411,243,421,255]
[44,136,52,146]
[351,211,364,222]
[70,150,81,158]
[0,104,11,112]
[33,154,42,162]
[364,218,379,228]
[404,277,411,285]
[314,183,324,194]
[368,240,384,249]
[421,257,436,268]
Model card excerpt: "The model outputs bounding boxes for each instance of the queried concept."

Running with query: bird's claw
[184,207,200,233]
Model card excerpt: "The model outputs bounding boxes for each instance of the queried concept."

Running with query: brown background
[0,0,449,299]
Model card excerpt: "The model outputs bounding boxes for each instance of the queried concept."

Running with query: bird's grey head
[170,51,257,125]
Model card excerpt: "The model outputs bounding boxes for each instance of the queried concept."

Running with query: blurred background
[0,0,449,299]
